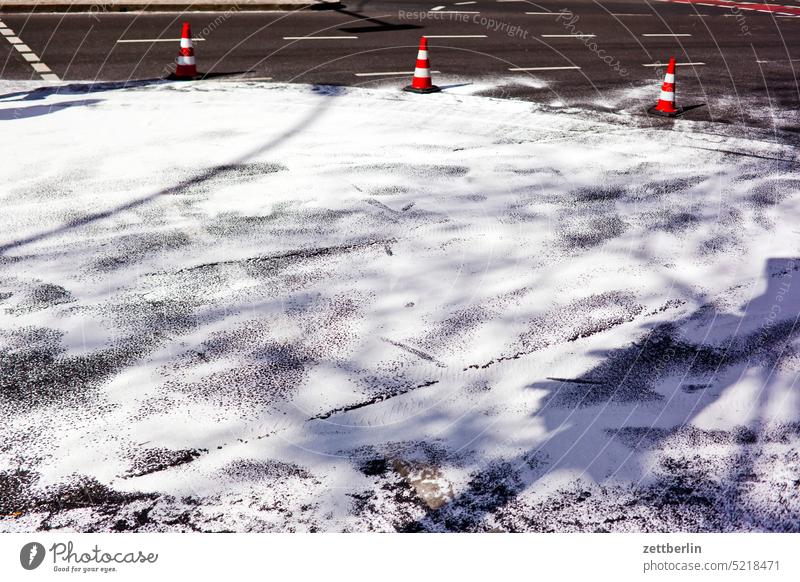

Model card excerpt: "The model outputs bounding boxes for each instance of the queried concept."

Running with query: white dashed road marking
[542,34,597,38]
[509,66,582,71]
[116,38,206,43]
[0,19,60,81]
[423,34,488,38]
[283,36,359,40]
[642,61,706,66]
[355,70,442,77]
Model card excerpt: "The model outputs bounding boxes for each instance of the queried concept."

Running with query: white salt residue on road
[1,80,799,532]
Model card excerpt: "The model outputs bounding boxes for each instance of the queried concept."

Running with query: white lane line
[355,70,441,77]
[430,5,445,10]
[423,34,488,38]
[223,76,274,81]
[283,36,359,40]
[642,33,692,37]
[0,18,60,81]
[454,1,477,4]
[612,13,654,16]
[429,10,480,14]
[525,11,553,14]
[542,34,596,37]
[116,38,205,43]
[642,61,705,66]
[508,66,582,71]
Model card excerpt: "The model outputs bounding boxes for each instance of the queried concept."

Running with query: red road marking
[663,0,800,15]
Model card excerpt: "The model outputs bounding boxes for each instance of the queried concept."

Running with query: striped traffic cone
[404,37,440,94]
[648,57,682,117]
[173,22,198,80]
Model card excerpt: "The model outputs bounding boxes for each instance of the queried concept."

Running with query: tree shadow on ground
[324,0,423,33]
[397,258,800,531]
[0,84,342,256]
[0,99,103,121]
[0,79,167,103]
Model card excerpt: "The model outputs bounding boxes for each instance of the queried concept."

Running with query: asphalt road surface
[1,1,799,128]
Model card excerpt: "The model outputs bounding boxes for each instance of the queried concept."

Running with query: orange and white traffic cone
[648,57,682,117]
[404,37,440,94]
[173,22,198,80]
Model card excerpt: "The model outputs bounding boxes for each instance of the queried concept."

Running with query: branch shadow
[0,99,103,121]
[0,85,342,256]
[0,79,168,103]
[324,1,422,34]
[397,257,800,531]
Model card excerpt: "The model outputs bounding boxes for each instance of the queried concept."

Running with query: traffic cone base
[168,72,203,81]
[647,104,685,117]
[403,84,441,94]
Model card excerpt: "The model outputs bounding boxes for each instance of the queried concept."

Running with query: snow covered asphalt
[1,79,799,532]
